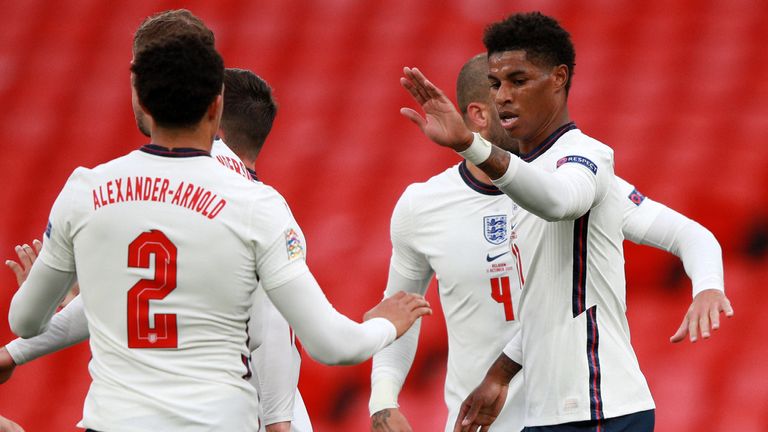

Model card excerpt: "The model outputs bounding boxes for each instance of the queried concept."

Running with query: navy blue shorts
[523,409,655,432]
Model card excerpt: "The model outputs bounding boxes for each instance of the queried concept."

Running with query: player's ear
[208,93,224,122]
[465,102,488,130]
[551,64,568,92]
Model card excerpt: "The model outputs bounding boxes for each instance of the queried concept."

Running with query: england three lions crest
[484,215,507,245]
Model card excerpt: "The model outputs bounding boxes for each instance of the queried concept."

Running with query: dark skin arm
[454,353,521,432]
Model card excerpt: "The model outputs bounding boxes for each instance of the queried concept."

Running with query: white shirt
[8,140,315,431]
[495,124,655,426]
[381,161,526,431]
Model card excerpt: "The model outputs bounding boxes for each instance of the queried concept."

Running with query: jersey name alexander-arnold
[91,176,226,219]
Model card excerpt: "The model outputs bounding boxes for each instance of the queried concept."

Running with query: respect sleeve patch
[556,155,598,174]
[628,188,646,206]
[45,221,52,238]
[285,228,305,261]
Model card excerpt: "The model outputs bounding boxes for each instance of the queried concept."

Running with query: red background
[0,0,767,430]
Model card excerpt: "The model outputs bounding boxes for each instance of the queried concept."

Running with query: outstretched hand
[670,289,734,343]
[400,67,474,151]
[5,240,43,287]
[364,291,432,338]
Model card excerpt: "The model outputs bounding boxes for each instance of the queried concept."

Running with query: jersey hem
[525,400,656,427]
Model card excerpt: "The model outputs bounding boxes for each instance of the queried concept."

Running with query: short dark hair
[130,34,224,129]
[133,9,215,55]
[456,53,490,115]
[483,12,575,94]
[221,68,278,159]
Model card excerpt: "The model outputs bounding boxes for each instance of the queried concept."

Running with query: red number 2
[490,276,515,321]
[127,230,178,348]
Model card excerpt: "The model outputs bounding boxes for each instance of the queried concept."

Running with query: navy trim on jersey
[586,306,603,421]
[140,144,211,158]
[247,167,259,181]
[523,409,653,431]
[521,122,577,162]
[458,161,504,195]
[571,211,604,421]
[571,211,590,317]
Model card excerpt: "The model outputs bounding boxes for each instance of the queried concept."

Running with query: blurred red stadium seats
[0,0,766,430]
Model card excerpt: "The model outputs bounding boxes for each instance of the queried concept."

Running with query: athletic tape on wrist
[457,132,493,165]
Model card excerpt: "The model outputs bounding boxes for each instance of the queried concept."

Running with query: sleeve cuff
[369,378,401,416]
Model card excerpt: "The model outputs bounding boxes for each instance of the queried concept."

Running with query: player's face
[483,103,520,155]
[130,73,152,138]
[488,50,563,150]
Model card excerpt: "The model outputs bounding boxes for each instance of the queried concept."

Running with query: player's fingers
[698,309,711,339]
[400,108,427,129]
[400,76,427,105]
[709,303,721,331]
[479,426,490,432]
[688,311,698,342]
[32,239,42,254]
[453,401,471,432]
[411,306,432,318]
[669,315,689,343]
[13,246,30,269]
[404,68,433,103]
[5,260,25,286]
[22,243,38,263]
[461,397,483,429]
[722,297,734,317]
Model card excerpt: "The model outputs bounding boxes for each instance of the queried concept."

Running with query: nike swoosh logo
[486,251,510,262]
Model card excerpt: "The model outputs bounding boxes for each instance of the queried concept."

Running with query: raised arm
[399,67,607,221]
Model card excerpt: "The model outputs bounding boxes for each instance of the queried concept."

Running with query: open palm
[400,67,473,150]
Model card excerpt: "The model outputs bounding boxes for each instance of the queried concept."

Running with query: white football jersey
[506,124,655,426]
[38,143,309,432]
[391,161,525,431]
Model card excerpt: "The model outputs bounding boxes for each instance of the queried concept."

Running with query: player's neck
[466,160,493,185]
[518,109,571,155]
[151,126,215,152]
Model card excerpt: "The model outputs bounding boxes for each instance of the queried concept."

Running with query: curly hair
[133,9,214,55]
[483,12,576,94]
[130,34,224,129]
[221,68,278,160]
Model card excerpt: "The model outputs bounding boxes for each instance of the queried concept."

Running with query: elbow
[9,315,43,339]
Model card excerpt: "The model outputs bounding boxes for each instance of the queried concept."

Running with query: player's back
[55,145,288,431]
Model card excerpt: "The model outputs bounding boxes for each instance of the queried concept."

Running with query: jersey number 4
[490,245,524,322]
[127,230,178,348]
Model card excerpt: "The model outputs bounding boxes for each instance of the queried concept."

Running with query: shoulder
[398,164,461,206]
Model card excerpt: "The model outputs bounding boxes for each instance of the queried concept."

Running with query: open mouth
[499,112,518,128]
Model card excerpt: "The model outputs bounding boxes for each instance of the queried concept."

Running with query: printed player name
[92,176,226,219]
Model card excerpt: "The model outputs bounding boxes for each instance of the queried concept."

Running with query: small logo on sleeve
[556,156,598,174]
[45,221,52,238]
[628,188,646,206]
[285,228,304,261]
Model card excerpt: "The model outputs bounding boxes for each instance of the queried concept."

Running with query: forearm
[265,272,396,365]
[370,267,430,414]
[8,261,76,338]
[6,295,89,365]
[253,299,298,425]
[635,202,724,297]
[486,352,522,385]
[491,154,596,221]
